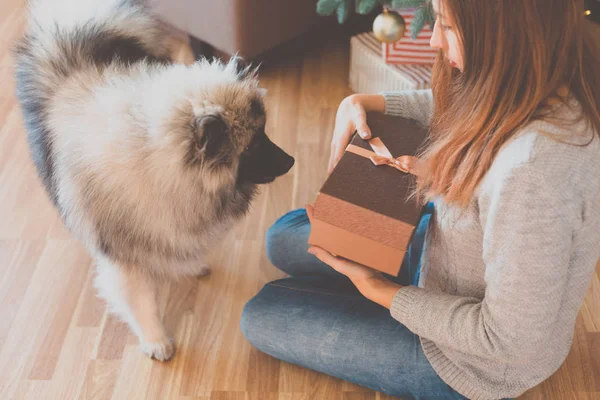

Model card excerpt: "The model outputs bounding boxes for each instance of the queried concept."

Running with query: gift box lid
[309,113,429,274]
[317,113,428,230]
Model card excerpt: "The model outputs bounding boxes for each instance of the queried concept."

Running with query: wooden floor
[1,1,599,399]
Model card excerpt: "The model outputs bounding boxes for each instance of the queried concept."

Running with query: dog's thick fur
[13,0,293,361]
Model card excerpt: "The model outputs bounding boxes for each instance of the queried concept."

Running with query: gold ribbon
[346,137,410,174]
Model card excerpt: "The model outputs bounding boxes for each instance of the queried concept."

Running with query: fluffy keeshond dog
[13,0,294,361]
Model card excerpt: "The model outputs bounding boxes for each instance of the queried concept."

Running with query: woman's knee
[240,283,286,353]
[241,280,465,400]
[240,295,263,350]
[265,209,310,273]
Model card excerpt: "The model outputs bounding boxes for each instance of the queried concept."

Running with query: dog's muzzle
[238,133,295,184]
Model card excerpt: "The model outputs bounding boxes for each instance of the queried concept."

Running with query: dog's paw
[140,337,175,361]
[196,264,211,278]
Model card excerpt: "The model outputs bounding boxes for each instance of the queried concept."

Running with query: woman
[240,0,600,399]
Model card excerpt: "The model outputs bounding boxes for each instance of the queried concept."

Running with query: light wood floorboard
[1,2,599,398]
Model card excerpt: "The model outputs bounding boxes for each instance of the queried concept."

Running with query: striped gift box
[382,8,438,65]
[349,32,432,94]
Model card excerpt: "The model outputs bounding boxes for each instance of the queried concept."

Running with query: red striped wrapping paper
[383,8,438,65]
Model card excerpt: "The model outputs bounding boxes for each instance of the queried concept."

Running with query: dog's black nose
[282,154,295,172]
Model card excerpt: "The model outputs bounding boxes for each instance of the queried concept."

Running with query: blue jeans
[240,204,466,400]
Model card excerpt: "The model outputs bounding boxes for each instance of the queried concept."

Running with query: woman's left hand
[306,205,403,309]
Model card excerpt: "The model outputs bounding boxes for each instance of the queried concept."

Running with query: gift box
[382,8,438,65]
[349,32,432,94]
[308,113,428,276]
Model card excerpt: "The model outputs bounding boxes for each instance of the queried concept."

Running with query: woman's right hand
[328,95,373,174]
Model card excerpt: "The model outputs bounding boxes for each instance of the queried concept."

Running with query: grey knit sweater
[381,90,600,400]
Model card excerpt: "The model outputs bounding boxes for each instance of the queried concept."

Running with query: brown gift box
[308,112,428,276]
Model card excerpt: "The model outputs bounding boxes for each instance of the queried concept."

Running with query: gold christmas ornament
[372,9,406,43]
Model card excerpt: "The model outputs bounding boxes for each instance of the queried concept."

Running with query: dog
[13,0,294,361]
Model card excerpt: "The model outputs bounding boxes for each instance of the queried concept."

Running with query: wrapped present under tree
[383,8,437,65]
[350,32,432,93]
[319,1,437,68]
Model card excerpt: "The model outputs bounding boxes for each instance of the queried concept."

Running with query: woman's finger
[331,153,343,172]
[305,204,315,223]
[330,130,352,171]
[396,156,430,178]
[330,120,371,174]
[354,117,371,140]
[308,246,346,272]
[327,143,337,174]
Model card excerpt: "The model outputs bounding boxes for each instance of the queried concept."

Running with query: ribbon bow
[369,154,411,173]
[346,137,414,174]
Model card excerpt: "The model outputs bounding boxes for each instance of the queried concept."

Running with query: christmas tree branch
[316,0,434,38]
[316,0,341,16]
[356,0,378,14]
[337,0,351,23]
[411,6,427,38]
[390,0,424,8]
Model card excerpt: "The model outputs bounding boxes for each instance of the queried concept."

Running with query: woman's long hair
[418,0,600,206]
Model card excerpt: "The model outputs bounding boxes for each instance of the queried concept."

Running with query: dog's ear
[228,55,257,80]
[194,115,228,158]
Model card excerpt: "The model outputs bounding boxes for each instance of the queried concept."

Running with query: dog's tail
[13,0,170,203]
[14,0,170,94]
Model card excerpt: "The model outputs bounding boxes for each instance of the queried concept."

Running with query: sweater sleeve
[380,89,434,127]
[389,152,578,362]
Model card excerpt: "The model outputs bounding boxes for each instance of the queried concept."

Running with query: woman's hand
[328,94,386,174]
[305,205,402,309]
[395,155,431,179]
[328,95,371,174]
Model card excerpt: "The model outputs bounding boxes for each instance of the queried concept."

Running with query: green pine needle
[410,7,427,39]
[422,2,435,28]
[316,0,341,16]
[357,0,379,14]
[390,0,424,8]
[337,0,351,23]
